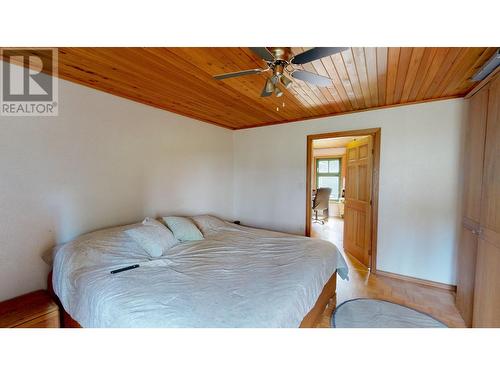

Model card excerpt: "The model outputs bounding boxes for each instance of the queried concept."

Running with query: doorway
[306,128,381,271]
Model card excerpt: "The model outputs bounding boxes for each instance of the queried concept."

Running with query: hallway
[311,217,465,327]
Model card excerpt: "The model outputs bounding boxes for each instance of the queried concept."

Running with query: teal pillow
[162,216,204,242]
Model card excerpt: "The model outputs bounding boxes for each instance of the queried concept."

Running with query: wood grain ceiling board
[3,47,496,129]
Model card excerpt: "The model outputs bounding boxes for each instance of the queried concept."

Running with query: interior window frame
[315,157,342,201]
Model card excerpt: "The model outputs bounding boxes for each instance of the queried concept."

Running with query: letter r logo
[2,49,53,102]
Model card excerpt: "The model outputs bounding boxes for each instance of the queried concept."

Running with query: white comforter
[53,220,348,328]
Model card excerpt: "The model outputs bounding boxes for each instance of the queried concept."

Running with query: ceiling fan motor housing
[269,47,293,62]
[273,63,285,76]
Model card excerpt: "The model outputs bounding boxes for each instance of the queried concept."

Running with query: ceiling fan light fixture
[280,75,293,89]
[265,78,274,93]
[274,86,283,97]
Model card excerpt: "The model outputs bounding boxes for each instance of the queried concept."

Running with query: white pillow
[125,218,178,257]
[162,216,204,242]
[190,215,229,236]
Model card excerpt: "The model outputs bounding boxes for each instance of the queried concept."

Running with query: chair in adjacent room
[312,187,331,224]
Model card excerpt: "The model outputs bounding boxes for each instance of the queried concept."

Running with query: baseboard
[375,270,457,292]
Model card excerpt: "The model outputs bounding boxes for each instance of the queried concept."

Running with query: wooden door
[456,87,488,326]
[473,74,500,327]
[343,137,373,267]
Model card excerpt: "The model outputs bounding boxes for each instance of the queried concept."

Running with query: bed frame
[48,270,337,328]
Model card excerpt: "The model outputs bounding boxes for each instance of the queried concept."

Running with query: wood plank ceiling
[10,47,497,129]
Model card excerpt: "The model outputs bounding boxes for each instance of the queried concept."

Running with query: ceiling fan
[213,47,348,97]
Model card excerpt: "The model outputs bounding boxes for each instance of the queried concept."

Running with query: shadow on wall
[37,170,149,269]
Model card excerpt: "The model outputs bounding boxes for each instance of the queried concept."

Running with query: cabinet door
[473,74,500,327]
[480,73,500,235]
[473,238,500,327]
[455,224,479,326]
[456,86,488,325]
[462,88,488,222]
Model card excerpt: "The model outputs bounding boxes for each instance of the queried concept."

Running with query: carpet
[332,298,447,328]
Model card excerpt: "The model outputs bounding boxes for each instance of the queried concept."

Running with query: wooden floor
[311,217,466,327]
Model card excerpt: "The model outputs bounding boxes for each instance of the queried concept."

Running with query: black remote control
[110,264,140,274]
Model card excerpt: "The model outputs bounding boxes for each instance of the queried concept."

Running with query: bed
[50,216,348,328]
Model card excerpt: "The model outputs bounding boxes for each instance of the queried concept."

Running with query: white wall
[233,99,465,285]
[0,63,234,301]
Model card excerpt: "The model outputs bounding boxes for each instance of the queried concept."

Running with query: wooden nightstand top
[0,290,59,328]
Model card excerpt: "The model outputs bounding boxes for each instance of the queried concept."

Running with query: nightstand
[0,290,60,328]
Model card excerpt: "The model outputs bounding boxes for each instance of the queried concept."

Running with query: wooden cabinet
[0,290,60,328]
[456,72,500,327]
[456,87,488,326]
[473,74,500,327]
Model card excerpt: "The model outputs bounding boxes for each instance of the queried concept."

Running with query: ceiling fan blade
[291,47,349,65]
[213,68,263,80]
[249,47,275,62]
[291,70,333,87]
